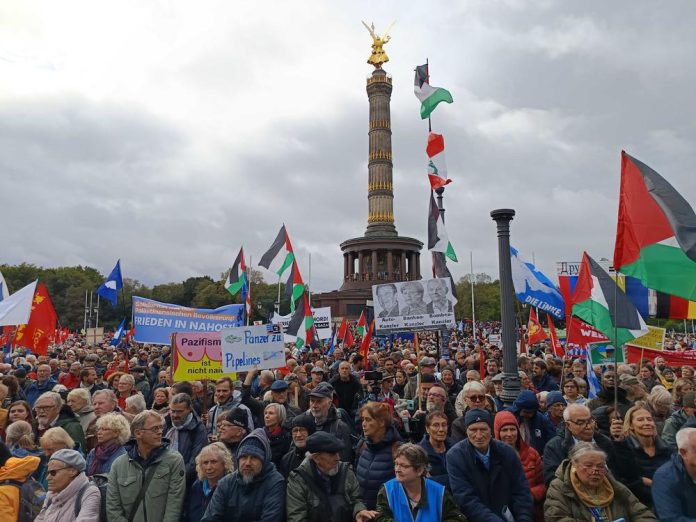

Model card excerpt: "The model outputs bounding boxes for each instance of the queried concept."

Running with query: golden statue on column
[362,20,395,69]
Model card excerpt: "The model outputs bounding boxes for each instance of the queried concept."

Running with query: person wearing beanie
[280,413,316,478]
[216,407,251,455]
[201,428,285,522]
[286,431,373,522]
[447,408,534,521]
[34,448,101,522]
[663,391,696,450]
[494,411,545,522]
[543,391,567,428]
[508,390,557,455]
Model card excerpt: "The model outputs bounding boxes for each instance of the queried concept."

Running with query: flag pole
[470,251,477,343]
[426,58,431,133]
[276,275,281,314]
[308,252,312,307]
[613,269,619,413]
[247,255,252,326]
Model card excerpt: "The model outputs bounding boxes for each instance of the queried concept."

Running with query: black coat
[329,375,363,414]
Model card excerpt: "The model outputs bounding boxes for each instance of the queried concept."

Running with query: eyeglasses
[138,425,164,433]
[467,395,486,403]
[34,405,56,411]
[569,418,595,428]
[394,463,413,470]
[47,466,71,477]
[427,393,447,400]
[576,463,608,474]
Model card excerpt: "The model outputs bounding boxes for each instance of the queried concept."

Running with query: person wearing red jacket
[494,411,545,522]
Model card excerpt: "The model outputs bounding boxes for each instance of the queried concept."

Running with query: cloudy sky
[2,0,696,294]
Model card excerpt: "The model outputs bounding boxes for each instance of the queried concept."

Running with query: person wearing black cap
[216,408,250,455]
[287,431,375,522]
[447,408,533,521]
[280,414,316,478]
[201,428,285,522]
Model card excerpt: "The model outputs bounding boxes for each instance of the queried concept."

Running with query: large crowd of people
[0,320,695,521]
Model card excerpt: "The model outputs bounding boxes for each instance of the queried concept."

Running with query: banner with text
[171,332,236,382]
[132,296,244,345]
[271,307,332,341]
[626,326,666,351]
[372,278,457,334]
[221,324,286,373]
[625,345,696,367]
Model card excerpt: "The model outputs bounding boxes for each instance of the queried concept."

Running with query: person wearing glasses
[84,412,129,475]
[106,410,186,522]
[452,381,488,441]
[544,442,657,521]
[34,449,101,522]
[542,404,640,491]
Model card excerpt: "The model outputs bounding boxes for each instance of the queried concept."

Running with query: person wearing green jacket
[106,410,185,522]
[662,391,695,450]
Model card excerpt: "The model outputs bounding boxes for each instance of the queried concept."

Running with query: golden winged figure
[362,20,395,68]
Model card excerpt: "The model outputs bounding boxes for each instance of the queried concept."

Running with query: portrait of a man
[376,283,400,318]
[426,278,453,313]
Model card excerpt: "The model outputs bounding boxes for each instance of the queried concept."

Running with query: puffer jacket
[356,425,402,509]
[286,457,366,522]
[34,471,101,522]
[544,459,657,521]
[200,428,285,522]
[0,455,41,521]
[105,439,186,522]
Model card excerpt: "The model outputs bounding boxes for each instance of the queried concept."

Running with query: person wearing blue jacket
[507,390,556,455]
[201,428,285,522]
[446,408,533,522]
[25,364,57,406]
[417,411,455,489]
[652,427,696,521]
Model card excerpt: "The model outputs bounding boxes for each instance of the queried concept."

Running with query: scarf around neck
[89,442,121,475]
[570,466,614,521]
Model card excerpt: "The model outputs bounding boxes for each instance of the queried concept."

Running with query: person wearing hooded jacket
[201,428,285,522]
[506,390,556,455]
[0,441,41,521]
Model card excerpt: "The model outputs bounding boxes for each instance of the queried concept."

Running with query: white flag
[0,280,38,326]
[0,271,10,301]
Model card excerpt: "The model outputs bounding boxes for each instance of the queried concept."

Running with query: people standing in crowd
[201,428,286,522]
[85,412,129,475]
[106,410,186,522]
[165,392,207,485]
[531,359,558,392]
[544,442,656,521]
[5,399,33,429]
[184,442,234,522]
[330,361,364,417]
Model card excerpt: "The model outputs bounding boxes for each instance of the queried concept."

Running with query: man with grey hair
[652,427,696,519]
[107,410,185,522]
[33,391,85,449]
[26,363,57,406]
[85,389,121,451]
[66,387,96,435]
[165,392,207,485]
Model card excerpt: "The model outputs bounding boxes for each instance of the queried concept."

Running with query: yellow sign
[627,326,666,351]
[171,332,236,382]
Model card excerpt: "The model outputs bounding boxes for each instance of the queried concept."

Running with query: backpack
[74,474,109,522]
[1,477,46,522]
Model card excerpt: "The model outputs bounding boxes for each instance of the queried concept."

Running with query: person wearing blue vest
[375,443,465,522]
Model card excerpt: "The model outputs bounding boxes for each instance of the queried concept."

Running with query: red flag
[547,313,564,357]
[519,330,527,355]
[13,283,57,356]
[337,318,348,340]
[359,320,374,360]
[527,308,548,345]
[344,328,355,348]
[356,311,367,337]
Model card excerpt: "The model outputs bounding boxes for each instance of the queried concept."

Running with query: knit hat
[493,411,519,440]
[464,408,493,430]
[237,434,267,462]
[291,414,316,435]
[50,449,85,472]
[546,391,567,408]
[221,408,250,431]
[513,390,539,412]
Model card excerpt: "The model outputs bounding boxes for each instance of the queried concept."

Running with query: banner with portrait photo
[371,278,457,334]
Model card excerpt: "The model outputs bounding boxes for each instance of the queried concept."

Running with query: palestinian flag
[614,151,696,301]
[432,251,458,299]
[224,247,247,296]
[546,313,564,357]
[356,311,367,337]
[259,225,295,278]
[428,192,457,262]
[414,64,453,120]
[572,252,648,347]
[286,292,314,348]
[426,133,452,190]
[527,308,548,345]
[283,260,305,312]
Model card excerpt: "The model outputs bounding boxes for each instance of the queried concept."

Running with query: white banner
[221,324,285,373]
[271,306,333,341]
[372,278,457,333]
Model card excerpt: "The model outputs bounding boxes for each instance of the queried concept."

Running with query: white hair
[563,403,590,422]
[67,387,91,405]
[677,427,696,451]
[462,381,486,395]
[125,394,146,413]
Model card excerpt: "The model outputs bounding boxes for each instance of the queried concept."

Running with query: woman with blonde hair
[544,442,656,521]
[671,377,693,408]
[184,442,233,522]
[39,427,77,488]
[620,404,672,508]
[85,412,130,475]
[5,420,44,479]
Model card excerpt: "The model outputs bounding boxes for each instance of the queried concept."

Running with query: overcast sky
[2,1,696,294]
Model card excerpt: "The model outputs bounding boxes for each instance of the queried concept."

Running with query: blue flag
[584,348,602,399]
[97,260,123,307]
[510,246,565,320]
[111,318,126,346]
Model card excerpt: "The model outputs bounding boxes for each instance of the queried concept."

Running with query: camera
[364,371,383,381]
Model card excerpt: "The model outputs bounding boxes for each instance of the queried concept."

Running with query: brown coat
[544,459,657,522]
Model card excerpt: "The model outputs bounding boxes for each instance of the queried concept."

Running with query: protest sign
[221,324,285,373]
[171,332,236,382]
[271,306,332,341]
[588,342,625,364]
[626,326,666,351]
[372,278,457,334]
[132,296,244,345]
